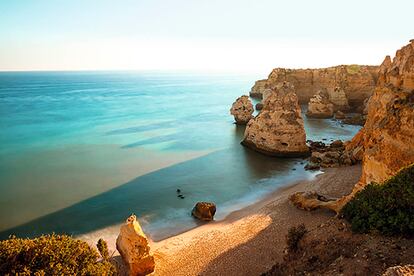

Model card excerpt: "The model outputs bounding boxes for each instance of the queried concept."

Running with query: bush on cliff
[342,164,414,236]
[0,234,115,275]
[286,223,307,252]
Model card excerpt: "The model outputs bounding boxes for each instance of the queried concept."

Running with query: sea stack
[242,82,309,157]
[116,215,155,276]
[306,90,334,118]
[230,95,254,125]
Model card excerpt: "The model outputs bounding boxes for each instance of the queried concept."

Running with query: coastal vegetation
[286,223,307,252]
[0,234,115,275]
[342,164,414,236]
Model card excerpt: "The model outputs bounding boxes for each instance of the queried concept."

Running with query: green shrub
[97,238,110,261]
[346,64,361,74]
[342,164,414,236]
[286,223,307,252]
[0,234,115,275]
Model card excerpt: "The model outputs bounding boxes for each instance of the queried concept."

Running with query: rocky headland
[250,65,379,111]
[290,39,414,213]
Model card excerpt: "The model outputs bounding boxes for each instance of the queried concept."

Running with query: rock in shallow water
[116,215,155,276]
[242,82,309,157]
[230,95,254,125]
[255,102,264,111]
[192,202,216,221]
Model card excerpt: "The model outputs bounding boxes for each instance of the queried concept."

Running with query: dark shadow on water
[0,124,300,240]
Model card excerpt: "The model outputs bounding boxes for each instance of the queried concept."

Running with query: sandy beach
[80,165,361,275]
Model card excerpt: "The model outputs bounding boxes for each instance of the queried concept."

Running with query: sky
[0,0,413,74]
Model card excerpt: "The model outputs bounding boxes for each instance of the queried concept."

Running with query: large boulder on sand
[116,215,155,276]
[192,202,216,221]
[230,95,254,124]
[306,90,334,118]
[242,82,309,157]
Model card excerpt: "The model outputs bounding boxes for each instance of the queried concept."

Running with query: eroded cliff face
[306,90,334,118]
[352,40,414,187]
[242,82,309,157]
[290,40,414,213]
[250,65,378,109]
[249,79,268,98]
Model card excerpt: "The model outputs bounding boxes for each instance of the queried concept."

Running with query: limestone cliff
[352,40,414,187]
[242,82,309,157]
[250,65,378,109]
[249,79,267,98]
[290,40,414,213]
[306,90,334,118]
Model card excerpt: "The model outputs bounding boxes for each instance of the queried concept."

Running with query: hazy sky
[0,0,413,73]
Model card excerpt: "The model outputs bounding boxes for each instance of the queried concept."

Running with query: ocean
[0,71,361,240]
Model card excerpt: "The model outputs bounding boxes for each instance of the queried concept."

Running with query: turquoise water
[0,71,361,240]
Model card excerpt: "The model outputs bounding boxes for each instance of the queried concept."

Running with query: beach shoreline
[80,165,361,276]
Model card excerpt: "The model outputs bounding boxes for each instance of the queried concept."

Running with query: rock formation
[342,114,366,126]
[116,215,155,276]
[304,140,357,170]
[306,90,334,118]
[230,95,254,124]
[383,265,414,276]
[334,110,346,119]
[249,79,267,98]
[192,202,216,221]
[362,97,370,115]
[290,40,414,213]
[327,87,350,111]
[249,65,378,109]
[255,102,264,111]
[242,82,309,157]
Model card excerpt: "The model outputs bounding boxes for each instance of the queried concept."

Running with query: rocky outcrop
[362,97,370,115]
[383,265,414,276]
[306,90,334,118]
[192,202,216,221]
[327,87,350,111]
[290,40,414,213]
[334,110,346,119]
[249,79,268,98]
[116,215,155,276]
[354,42,414,186]
[250,65,378,109]
[255,102,264,111]
[242,82,309,157]
[342,114,366,126]
[305,140,358,170]
[230,95,254,124]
